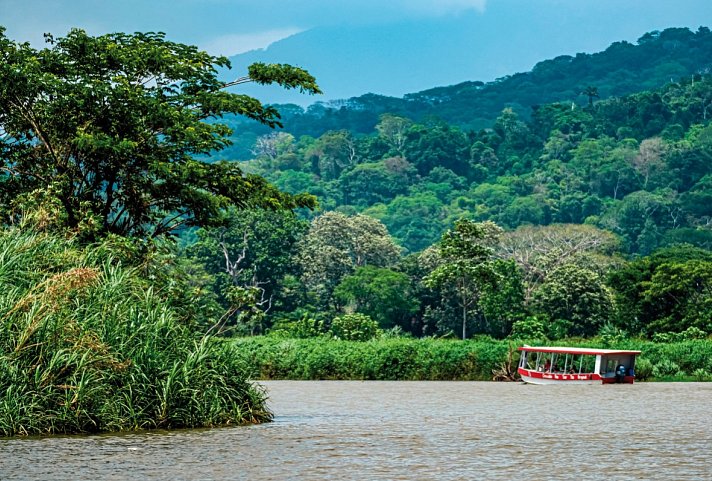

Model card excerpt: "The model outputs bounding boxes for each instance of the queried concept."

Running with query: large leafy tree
[0,28,319,238]
[608,245,712,335]
[497,223,620,302]
[297,212,401,307]
[533,263,614,337]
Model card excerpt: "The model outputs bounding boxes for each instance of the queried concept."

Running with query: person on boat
[615,364,627,382]
[543,360,551,371]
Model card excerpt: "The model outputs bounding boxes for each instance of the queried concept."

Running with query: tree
[375,114,412,158]
[609,246,712,336]
[424,220,502,339]
[252,132,296,162]
[0,28,320,239]
[334,266,419,329]
[533,263,614,337]
[339,157,417,206]
[188,208,308,332]
[581,86,599,107]
[308,130,358,180]
[497,224,620,301]
[297,212,401,306]
[477,260,527,338]
[644,260,712,334]
[633,137,666,189]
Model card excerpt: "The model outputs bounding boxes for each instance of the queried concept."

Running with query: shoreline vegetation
[0,227,271,437]
[232,336,712,382]
[0,28,321,437]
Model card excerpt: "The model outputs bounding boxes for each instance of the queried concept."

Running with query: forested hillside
[217,26,712,159]
[246,76,712,255]
[187,58,712,343]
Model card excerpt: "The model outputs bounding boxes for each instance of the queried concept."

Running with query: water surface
[1,381,710,480]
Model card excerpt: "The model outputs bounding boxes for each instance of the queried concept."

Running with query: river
[1,381,711,480]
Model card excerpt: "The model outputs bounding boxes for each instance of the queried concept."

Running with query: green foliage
[334,266,419,329]
[598,322,628,346]
[634,358,653,381]
[534,264,614,337]
[0,227,270,436]
[610,246,712,336]
[187,208,309,330]
[231,337,512,380]
[652,359,683,378]
[651,327,709,343]
[329,313,381,342]
[0,28,317,239]
[297,212,401,306]
[477,260,527,338]
[424,220,502,339]
[510,317,546,339]
[269,314,326,339]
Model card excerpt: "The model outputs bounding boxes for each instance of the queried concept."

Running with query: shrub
[634,358,653,381]
[652,327,708,343]
[510,317,546,339]
[652,359,682,378]
[330,313,381,341]
[269,314,326,338]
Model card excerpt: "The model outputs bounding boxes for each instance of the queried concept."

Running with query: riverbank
[231,336,712,381]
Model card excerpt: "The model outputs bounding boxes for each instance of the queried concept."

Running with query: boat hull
[518,368,635,385]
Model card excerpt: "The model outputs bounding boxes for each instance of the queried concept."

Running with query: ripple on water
[1,381,711,480]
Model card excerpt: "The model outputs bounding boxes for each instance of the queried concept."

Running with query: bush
[510,317,546,339]
[652,327,708,343]
[598,322,627,346]
[652,359,682,378]
[0,228,270,436]
[269,314,326,338]
[230,336,712,382]
[330,313,381,341]
[633,358,653,381]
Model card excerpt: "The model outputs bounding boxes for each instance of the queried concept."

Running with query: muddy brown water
[1,381,711,480]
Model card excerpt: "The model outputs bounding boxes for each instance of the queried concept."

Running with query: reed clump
[0,228,271,436]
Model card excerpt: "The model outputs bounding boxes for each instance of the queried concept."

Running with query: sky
[3,0,488,54]
[2,0,711,102]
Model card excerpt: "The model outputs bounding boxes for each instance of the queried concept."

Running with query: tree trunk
[462,305,467,340]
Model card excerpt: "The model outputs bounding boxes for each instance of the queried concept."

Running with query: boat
[517,346,641,385]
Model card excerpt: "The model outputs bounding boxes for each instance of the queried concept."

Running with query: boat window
[581,355,595,373]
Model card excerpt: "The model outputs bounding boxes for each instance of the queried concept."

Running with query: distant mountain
[217,26,712,160]
[222,1,712,106]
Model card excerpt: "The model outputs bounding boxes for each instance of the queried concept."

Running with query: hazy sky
[3,0,709,55]
[3,0,711,102]
[5,0,489,54]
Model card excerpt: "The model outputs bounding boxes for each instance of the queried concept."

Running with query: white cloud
[199,28,303,56]
[403,0,487,15]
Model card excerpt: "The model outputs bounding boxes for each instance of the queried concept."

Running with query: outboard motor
[615,364,627,383]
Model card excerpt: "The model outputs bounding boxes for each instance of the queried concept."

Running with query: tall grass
[0,227,270,436]
[231,336,712,381]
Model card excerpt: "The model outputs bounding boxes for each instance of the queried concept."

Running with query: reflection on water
[1,381,711,480]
